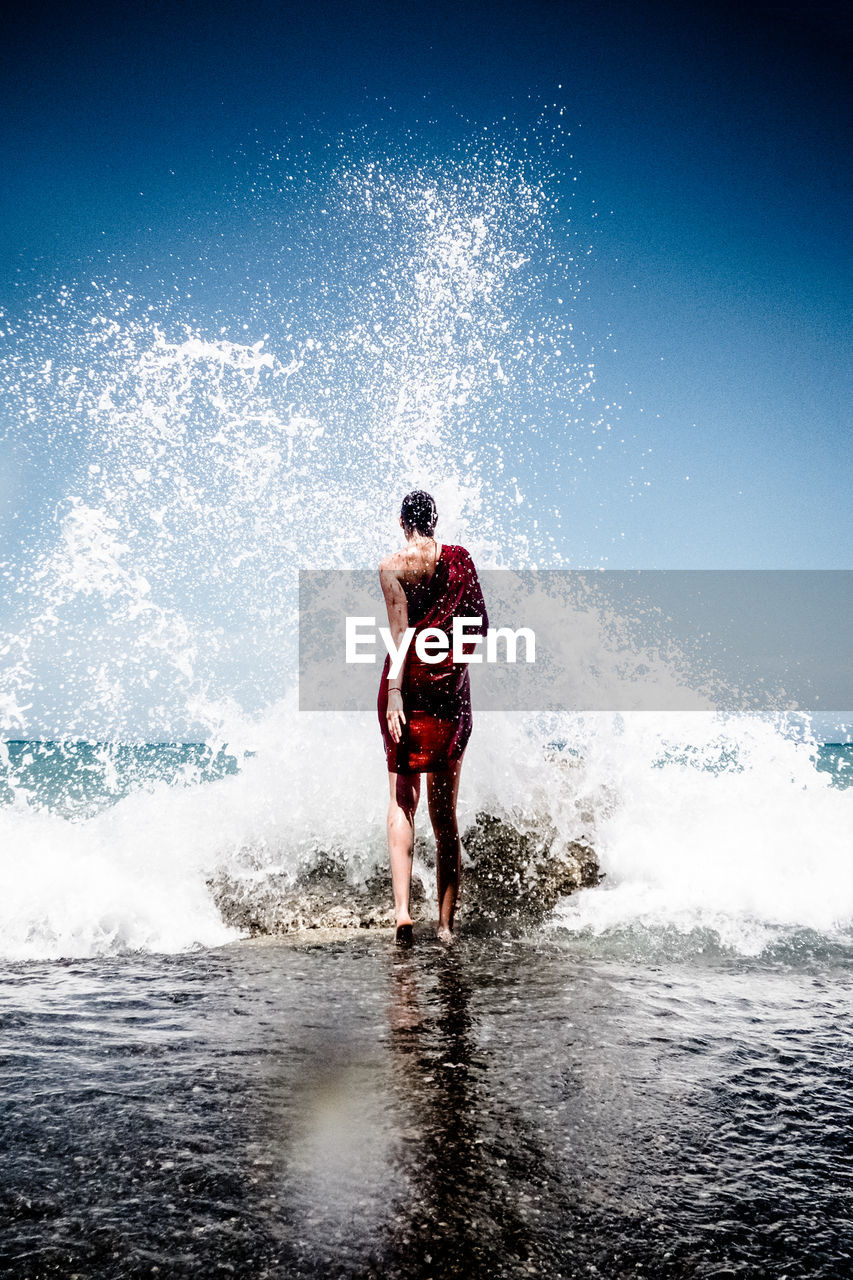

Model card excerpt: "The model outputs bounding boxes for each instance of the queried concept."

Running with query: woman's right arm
[463,550,489,635]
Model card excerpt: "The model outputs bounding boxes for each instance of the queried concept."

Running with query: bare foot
[436,924,455,945]
[395,922,414,948]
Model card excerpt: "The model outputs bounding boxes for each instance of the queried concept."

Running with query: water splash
[549,714,853,957]
[2,117,615,739]
[1,114,850,960]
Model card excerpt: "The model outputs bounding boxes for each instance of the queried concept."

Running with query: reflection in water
[382,949,540,1277]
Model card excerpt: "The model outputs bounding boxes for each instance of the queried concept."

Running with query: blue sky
[2,0,850,570]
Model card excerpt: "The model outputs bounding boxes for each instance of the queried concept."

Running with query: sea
[1,736,851,1278]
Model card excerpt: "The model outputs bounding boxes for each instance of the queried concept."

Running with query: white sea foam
[549,714,853,954]
[1,706,850,961]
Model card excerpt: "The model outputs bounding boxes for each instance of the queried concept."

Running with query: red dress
[378,544,489,774]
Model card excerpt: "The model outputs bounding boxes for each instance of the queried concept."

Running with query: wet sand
[1,931,851,1278]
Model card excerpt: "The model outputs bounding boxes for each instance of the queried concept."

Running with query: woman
[378,490,488,946]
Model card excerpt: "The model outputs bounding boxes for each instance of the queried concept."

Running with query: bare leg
[387,772,421,938]
[427,757,464,942]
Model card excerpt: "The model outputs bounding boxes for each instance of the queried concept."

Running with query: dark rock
[461,811,600,931]
[208,850,424,935]
[209,816,599,936]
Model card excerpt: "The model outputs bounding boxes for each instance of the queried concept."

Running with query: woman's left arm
[379,560,410,743]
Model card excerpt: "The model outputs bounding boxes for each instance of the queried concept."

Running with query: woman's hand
[386,687,406,743]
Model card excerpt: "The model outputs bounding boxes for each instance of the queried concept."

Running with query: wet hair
[400,490,437,537]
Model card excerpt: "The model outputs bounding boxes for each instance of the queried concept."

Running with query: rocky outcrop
[209,814,600,936]
[209,851,414,934]
[462,811,600,930]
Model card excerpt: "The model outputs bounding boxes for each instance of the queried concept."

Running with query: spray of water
[0,115,849,959]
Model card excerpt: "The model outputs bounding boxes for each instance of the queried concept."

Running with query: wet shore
[2,930,851,1278]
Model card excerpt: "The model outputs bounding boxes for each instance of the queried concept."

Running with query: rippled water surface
[2,934,851,1279]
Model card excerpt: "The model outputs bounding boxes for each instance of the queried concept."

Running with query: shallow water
[2,933,850,1279]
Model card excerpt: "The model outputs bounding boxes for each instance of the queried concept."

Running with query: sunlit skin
[379,518,463,945]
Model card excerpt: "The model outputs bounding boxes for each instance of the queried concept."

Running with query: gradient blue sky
[1,0,851,569]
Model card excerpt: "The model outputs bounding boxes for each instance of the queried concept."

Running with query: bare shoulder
[378,548,407,576]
